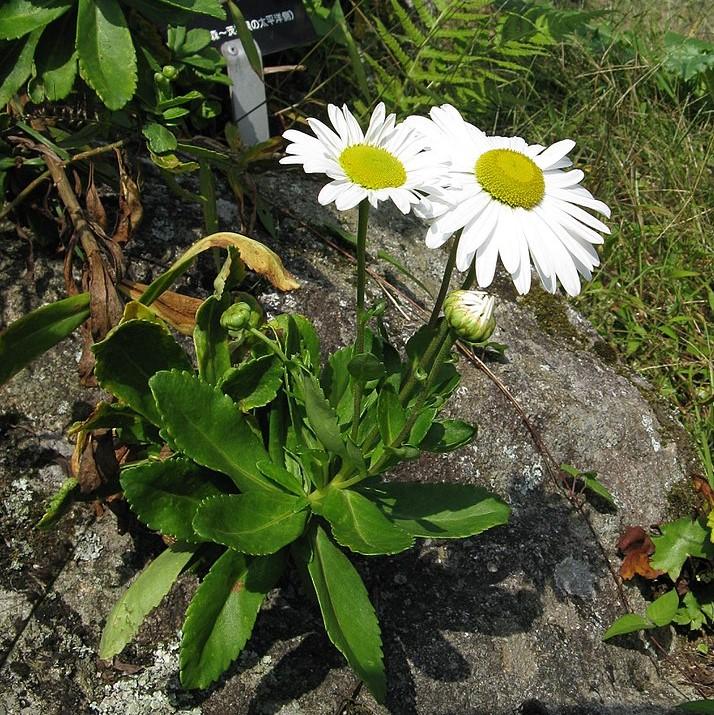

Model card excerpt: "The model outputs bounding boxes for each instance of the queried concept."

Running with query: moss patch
[520,288,583,343]
[591,339,618,365]
[666,478,708,520]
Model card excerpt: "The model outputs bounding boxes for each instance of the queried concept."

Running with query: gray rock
[0,169,699,714]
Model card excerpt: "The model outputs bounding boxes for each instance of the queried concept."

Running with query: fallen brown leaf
[617,525,664,580]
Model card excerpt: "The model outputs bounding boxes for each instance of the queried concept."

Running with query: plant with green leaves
[0,0,264,231]
[25,96,615,698]
[300,0,595,120]
[0,0,227,111]
[0,0,287,395]
[605,507,714,641]
[83,231,509,699]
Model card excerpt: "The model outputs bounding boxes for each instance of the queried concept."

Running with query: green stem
[339,331,456,488]
[248,328,289,363]
[399,262,475,402]
[357,258,479,458]
[350,199,370,442]
[199,161,221,273]
[461,262,476,290]
[428,230,462,328]
[397,315,451,404]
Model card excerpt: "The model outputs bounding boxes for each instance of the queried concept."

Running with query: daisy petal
[494,205,521,274]
[474,229,499,286]
[318,180,350,206]
[549,187,611,217]
[544,169,584,188]
[535,140,576,170]
[552,198,611,234]
[334,184,367,211]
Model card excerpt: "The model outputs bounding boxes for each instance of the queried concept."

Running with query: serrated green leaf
[0,292,89,386]
[363,481,510,538]
[121,458,222,542]
[193,295,231,386]
[0,29,42,106]
[602,613,654,640]
[420,419,476,452]
[92,320,191,426]
[193,493,309,554]
[149,370,275,493]
[301,373,366,476]
[176,27,212,56]
[34,11,77,101]
[313,487,413,556]
[142,122,178,154]
[651,517,714,580]
[299,526,386,702]
[76,0,136,110]
[180,549,283,689]
[220,356,283,411]
[99,543,196,659]
[645,588,679,626]
[256,460,304,497]
[322,344,352,411]
[0,0,71,40]
[154,0,225,19]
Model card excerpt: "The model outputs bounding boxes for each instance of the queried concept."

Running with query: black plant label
[202,0,317,55]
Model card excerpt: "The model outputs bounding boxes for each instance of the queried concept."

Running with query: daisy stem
[396,262,474,406]
[335,262,478,487]
[350,199,370,442]
[337,332,456,487]
[428,230,462,329]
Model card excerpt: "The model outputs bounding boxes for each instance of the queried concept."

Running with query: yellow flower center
[475,148,545,209]
[338,144,407,190]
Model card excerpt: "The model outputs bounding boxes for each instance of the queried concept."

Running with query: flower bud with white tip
[443,290,496,343]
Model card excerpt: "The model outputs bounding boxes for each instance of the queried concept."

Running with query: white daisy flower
[409,104,611,296]
[280,102,444,214]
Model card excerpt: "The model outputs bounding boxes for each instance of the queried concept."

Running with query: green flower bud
[443,289,496,343]
[162,65,179,80]
[220,302,253,331]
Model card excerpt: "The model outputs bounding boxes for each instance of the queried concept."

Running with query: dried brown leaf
[119,280,203,335]
[113,149,142,245]
[693,476,714,508]
[85,163,108,232]
[72,430,119,494]
[617,525,664,580]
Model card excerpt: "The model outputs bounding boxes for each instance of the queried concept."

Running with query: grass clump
[504,0,713,483]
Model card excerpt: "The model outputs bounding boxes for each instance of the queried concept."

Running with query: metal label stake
[221,37,269,146]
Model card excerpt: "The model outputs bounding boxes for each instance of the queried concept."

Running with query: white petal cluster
[280,102,445,213]
[281,102,610,296]
[408,105,611,296]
